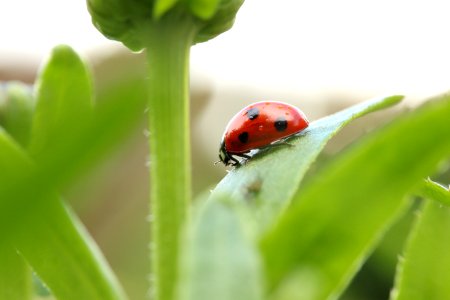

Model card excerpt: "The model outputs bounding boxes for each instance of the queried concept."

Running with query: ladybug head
[218,141,232,166]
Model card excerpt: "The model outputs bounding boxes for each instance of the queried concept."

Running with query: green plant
[0,1,449,300]
[0,47,140,300]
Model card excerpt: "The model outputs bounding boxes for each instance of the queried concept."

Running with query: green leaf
[153,0,179,18]
[0,128,34,185]
[14,194,128,300]
[416,178,450,206]
[391,198,450,300]
[178,196,263,300]
[212,95,403,231]
[0,77,145,300]
[0,130,127,300]
[0,244,31,300]
[29,44,93,161]
[34,75,147,194]
[0,82,34,147]
[261,95,450,299]
[0,63,146,300]
[0,75,147,236]
[188,0,221,20]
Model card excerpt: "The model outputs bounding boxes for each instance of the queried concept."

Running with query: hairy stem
[145,15,196,300]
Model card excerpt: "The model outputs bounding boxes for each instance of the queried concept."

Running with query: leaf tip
[387,95,405,105]
[50,44,77,60]
[153,0,179,19]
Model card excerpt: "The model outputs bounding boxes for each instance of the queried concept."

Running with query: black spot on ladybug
[274,117,288,132]
[246,107,259,120]
[238,132,249,143]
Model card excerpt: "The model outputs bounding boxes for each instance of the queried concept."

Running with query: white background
[1,0,450,99]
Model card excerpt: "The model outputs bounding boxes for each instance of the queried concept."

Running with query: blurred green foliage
[0,45,148,299]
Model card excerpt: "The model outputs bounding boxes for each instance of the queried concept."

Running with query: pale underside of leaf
[178,197,263,300]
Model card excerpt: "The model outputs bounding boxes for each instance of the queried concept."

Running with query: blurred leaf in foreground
[13,191,128,300]
[0,45,130,299]
[0,82,34,147]
[0,68,147,238]
[262,95,450,300]
[391,181,450,300]
[0,244,31,300]
[29,44,93,162]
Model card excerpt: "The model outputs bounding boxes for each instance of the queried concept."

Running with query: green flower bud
[87,0,244,51]
[194,0,244,43]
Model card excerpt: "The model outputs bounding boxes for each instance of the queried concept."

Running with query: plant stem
[145,15,196,300]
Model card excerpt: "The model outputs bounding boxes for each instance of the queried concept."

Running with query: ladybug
[218,101,309,166]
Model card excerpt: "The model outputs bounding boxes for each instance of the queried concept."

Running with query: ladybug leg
[234,153,252,159]
[228,153,251,166]
[229,155,241,166]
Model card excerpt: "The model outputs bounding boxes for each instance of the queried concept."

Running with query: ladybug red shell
[219,101,309,166]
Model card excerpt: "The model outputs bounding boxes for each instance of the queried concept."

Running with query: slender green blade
[0,76,147,237]
[14,195,127,300]
[0,45,126,298]
[0,128,34,185]
[416,178,450,207]
[0,245,31,300]
[0,47,145,299]
[0,82,34,147]
[391,197,450,300]
[29,45,93,161]
[178,197,263,300]
[0,130,127,299]
[212,95,403,231]
[261,95,450,299]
